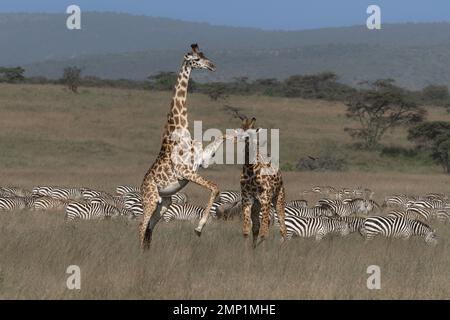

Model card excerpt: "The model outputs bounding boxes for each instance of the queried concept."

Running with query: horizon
[1,0,450,31]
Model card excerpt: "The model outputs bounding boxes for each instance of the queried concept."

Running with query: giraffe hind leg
[139,178,161,251]
[275,186,287,243]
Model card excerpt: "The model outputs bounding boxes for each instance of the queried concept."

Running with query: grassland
[0,84,449,299]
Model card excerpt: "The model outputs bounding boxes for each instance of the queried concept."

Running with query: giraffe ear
[250,117,256,127]
[191,43,200,53]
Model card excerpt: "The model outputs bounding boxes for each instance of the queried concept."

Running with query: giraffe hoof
[194,228,202,237]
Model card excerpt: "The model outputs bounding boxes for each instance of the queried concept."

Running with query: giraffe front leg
[256,194,271,247]
[275,186,287,243]
[139,178,161,251]
[180,171,219,236]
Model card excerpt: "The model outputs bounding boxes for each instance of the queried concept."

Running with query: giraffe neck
[162,62,192,141]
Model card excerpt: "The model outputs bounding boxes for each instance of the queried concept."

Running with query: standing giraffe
[236,115,287,247]
[139,44,219,250]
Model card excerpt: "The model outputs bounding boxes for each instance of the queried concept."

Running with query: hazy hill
[2,12,450,88]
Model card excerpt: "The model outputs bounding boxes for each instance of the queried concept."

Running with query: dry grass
[0,84,449,299]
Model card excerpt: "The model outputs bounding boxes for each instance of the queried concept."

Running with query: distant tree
[62,66,82,93]
[345,79,426,150]
[203,83,229,101]
[283,72,340,99]
[422,85,449,103]
[0,66,25,83]
[408,121,450,174]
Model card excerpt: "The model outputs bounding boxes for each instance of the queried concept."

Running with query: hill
[2,13,450,88]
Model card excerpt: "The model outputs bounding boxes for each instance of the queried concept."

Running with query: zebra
[342,198,380,214]
[286,199,308,208]
[0,186,32,197]
[171,192,189,205]
[360,216,437,244]
[436,209,450,222]
[423,193,448,201]
[89,195,126,209]
[81,189,113,201]
[382,194,412,209]
[285,205,334,218]
[31,197,68,211]
[32,186,54,197]
[387,209,426,221]
[335,216,366,235]
[284,215,350,241]
[116,185,140,196]
[406,199,445,210]
[217,190,241,204]
[163,203,204,222]
[48,187,85,200]
[0,196,34,210]
[65,202,121,221]
[320,198,371,217]
[404,207,437,221]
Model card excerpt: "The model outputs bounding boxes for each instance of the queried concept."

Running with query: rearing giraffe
[139,44,218,250]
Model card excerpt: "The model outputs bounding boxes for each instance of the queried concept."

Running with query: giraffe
[139,44,220,250]
[235,115,287,247]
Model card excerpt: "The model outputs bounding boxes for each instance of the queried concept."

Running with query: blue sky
[1,0,449,30]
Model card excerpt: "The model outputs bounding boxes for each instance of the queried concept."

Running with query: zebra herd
[0,185,448,245]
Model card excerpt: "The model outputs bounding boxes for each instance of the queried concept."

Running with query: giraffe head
[184,44,216,71]
[234,115,258,141]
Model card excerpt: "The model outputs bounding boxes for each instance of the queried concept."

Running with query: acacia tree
[62,66,82,93]
[408,121,450,174]
[0,66,25,83]
[345,79,426,149]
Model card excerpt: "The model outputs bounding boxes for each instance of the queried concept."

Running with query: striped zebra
[218,190,241,204]
[404,207,437,221]
[48,187,85,200]
[163,203,204,222]
[171,192,189,205]
[0,186,32,197]
[436,209,450,222]
[116,185,140,196]
[407,199,445,210]
[335,216,366,235]
[65,202,121,221]
[320,198,371,217]
[89,195,126,209]
[382,194,414,209]
[0,196,34,210]
[81,189,113,201]
[342,198,380,214]
[423,193,448,201]
[285,205,334,218]
[116,185,188,204]
[31,197,68,211]
[361,216,437,244]
[286,199,308,208]
[284,215,350,241]
[32,186,54,197]
[386,209,425,221]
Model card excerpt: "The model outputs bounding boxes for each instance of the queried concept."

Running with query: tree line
[2,65,450,174]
